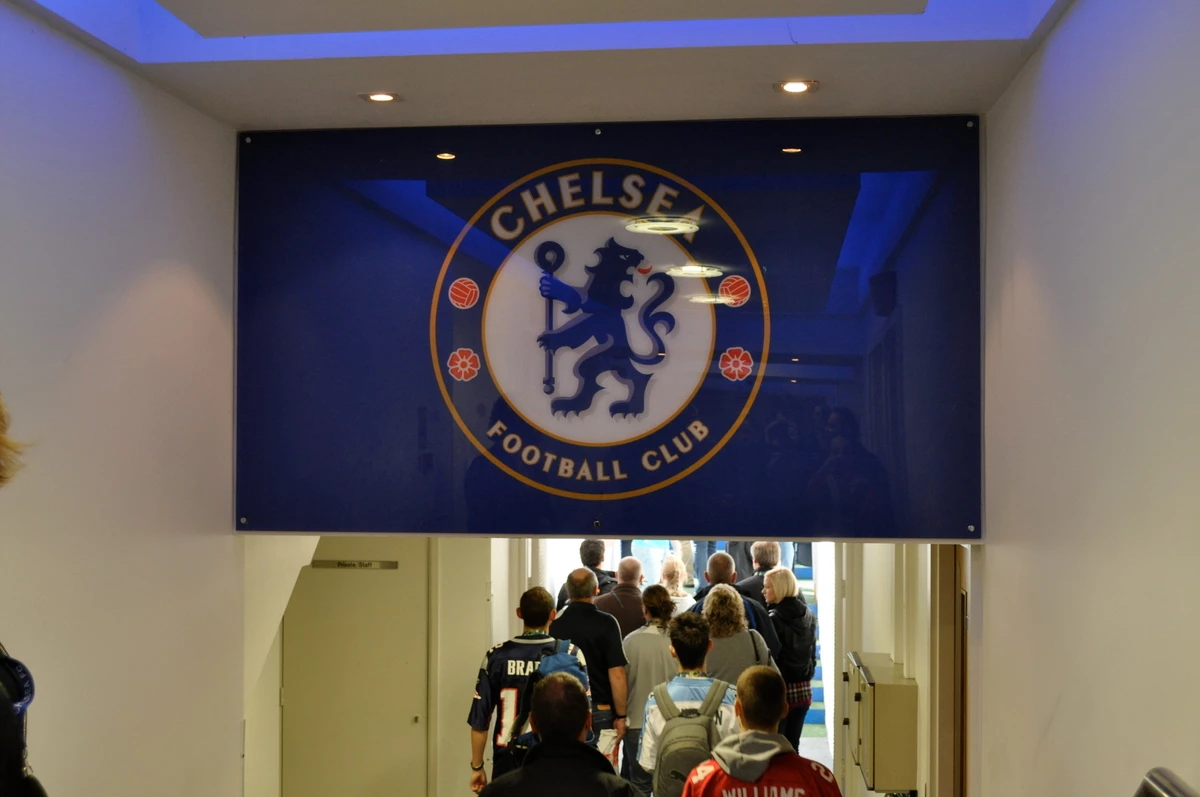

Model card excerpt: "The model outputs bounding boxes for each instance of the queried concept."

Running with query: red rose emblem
[719,347,754,382]
[447,348,481,382]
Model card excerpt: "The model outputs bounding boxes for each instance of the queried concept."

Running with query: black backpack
[0,640,48,797]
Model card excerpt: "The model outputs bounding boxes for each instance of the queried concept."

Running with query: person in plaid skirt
[762,567,817,750]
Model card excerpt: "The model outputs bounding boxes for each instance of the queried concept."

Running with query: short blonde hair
[0,393,24,487]
[660,554,688,597]
[703,584,747,639]
[764,567,798,601]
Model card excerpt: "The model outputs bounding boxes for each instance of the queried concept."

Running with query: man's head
[566,568,599,602]
[734,666,789,732]
[579,539,606,569]
[616,556,643,586]
[668,612,713,671]
[0,393,24,488]
[704,551,736,585]
[516,586,555,631]
[751,541,781,572]
[529,672,592,743]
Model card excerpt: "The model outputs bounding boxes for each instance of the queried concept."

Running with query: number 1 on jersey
[495,687,519,747]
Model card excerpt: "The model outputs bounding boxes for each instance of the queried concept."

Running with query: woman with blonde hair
[0,393,23,487]
[701,584,777,684]
[763,565,817,750]
[0,393,41,797]
[658,554,695,614]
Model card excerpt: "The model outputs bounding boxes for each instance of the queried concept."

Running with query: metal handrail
[1138,769,1199,797]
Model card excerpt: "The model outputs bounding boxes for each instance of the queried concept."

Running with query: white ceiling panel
[156,0,929,38]
[140,40,1021,131]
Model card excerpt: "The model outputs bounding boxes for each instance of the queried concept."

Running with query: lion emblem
[536,237,676,417]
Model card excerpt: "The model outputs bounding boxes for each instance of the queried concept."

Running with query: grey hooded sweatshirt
[710,730,795,782]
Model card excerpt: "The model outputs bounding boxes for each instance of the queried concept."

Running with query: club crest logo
[431,159,769,499]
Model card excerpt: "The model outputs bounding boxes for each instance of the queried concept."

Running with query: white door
[282,543,429,797]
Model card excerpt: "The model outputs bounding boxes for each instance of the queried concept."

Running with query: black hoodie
[481,739,643,797]
[768,596,818,683]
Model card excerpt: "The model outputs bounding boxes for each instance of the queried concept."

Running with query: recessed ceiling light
[791,358,799,362]
[625,216,700,235]
[436,152,456,160]
[790,379,798,383]
[689,295,734,305]
[668,265,723,279]
[359,92,399,102]
[782,147,803,154]
[776,81,819,94]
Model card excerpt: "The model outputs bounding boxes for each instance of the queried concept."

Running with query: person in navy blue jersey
[469,587,587,794]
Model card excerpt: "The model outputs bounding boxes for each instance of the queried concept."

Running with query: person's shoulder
[597,772,640,795]
[479,767,524,796]
[623,624,649,643]
[684,758,724,790]
[480,639,509,662]
[715,679,737,703]
[772,753,839,790]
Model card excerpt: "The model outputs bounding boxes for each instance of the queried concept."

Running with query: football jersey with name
[467,634,588,763]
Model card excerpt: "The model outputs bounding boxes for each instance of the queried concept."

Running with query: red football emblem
[448,277,480,310]
[718,275,751,308]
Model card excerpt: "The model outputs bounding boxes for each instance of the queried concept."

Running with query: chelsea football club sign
[431,160,769,500]
[235,118,984,538]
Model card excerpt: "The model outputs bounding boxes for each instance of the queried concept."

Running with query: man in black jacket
[556,539,618,611]
[481,673,642,797]
[735,541,787,604]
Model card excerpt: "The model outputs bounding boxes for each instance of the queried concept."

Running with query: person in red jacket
[683,666,842,797]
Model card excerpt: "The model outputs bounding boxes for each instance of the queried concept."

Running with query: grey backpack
[651,679,730,797]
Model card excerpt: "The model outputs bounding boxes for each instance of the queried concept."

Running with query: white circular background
[482,213,716,445]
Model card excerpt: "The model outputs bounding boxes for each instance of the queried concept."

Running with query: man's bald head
[706,551,736,585]
[617,556,643,585]
[566,567,599,601]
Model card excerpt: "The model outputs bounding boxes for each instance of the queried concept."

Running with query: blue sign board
[236,117,981,539]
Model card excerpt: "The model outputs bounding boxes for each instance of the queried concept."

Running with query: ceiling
[157,0,929,37]
[14,0,1072,130]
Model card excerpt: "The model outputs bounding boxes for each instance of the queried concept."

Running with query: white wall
[838,542,932,797]
[243,535,318,706]
[984,0,1200,792]
[244,626,283,797]
[0,3,239,796]
[860,543,896,654]
[431,537,494,797]
[814,542,839,746]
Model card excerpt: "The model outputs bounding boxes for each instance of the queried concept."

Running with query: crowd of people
[469,539,832,797]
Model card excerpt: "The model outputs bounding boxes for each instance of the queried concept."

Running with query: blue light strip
[137,0,1025,64]
[21,0,1040,65]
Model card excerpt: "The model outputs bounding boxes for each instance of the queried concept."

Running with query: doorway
[280,538,430,797]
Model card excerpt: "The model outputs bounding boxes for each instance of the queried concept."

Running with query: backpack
[0,641,48,797]
[508,639,590,764]
[651,679,729,797]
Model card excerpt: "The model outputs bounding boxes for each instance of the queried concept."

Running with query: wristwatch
[470,762,485,772]
[614,714,627,721]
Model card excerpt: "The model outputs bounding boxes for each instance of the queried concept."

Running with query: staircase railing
[1137,769,1198,797]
